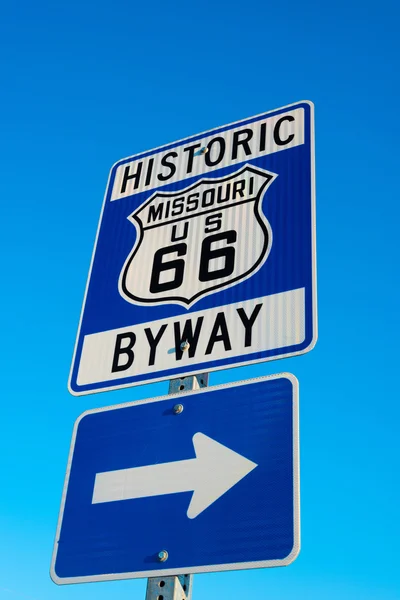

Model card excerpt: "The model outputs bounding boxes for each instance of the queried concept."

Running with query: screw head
[173,403,184,414]
[180,340,190,352]
[158,550,168,562]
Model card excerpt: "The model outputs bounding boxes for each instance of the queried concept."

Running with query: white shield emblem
[119,164,277,307]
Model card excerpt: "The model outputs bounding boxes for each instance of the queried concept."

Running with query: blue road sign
[51,375,300,584]
[69,101,316,395]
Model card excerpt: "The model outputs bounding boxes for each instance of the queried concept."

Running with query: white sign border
[51,373,300,584]
[68,100,317,395]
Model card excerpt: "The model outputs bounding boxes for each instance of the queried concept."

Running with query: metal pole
[145,373,209,600]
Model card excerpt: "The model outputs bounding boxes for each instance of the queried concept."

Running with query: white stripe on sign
[111,108,305,200]
[76,288,305,386]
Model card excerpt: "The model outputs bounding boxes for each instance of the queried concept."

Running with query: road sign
[69,101,316,395]
[51,374,299,584]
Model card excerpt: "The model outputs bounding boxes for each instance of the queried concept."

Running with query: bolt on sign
[69,101,317,395]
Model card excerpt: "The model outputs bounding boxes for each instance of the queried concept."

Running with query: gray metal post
[145,373,209,600]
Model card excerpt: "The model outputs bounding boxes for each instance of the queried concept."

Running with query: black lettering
[144,325,168,366]
[171,221,189,242]
[150,244,186,293]
[183,143,202,173]
[112,333,136,372]
[171,196,184,217]
[237,304,263,347]
[186,192,199,212]
[148,204,163,223]
[205,312,231,354]
[202,189,215,208]
[259,122,266,151]
[232,128,253,160]
[144,158,154,186]
[174,318,204,360]
[217,183,231,203]
[274,116,295,146]
[204,212,222,233]
[164,199,171,219]
[232,179,245,199]
[205,137,226,167]
[199,230,236,281]
[158,152,178,181]
[120,162,143,193]
[249,176,254,196]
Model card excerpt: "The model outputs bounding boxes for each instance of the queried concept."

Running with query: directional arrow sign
[51,374,299,584]
[92,432,258,518]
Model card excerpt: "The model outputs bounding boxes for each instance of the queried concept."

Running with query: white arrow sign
[92,432,257,519]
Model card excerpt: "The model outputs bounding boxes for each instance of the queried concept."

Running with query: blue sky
[0,1,399,599]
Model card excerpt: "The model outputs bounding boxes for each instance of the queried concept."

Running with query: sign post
[51,101,315,595]
[145,373,209,600]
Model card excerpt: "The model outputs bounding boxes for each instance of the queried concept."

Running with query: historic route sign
[51,375,300,583]
[69,101,316,395]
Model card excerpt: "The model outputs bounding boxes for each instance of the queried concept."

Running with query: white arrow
[92,432,257,519]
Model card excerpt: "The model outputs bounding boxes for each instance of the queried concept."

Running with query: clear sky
[0,1,399,599]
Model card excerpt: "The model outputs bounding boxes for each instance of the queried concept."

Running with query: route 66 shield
[119,165,276,307]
